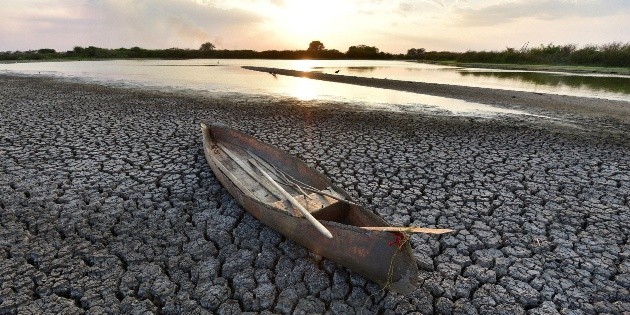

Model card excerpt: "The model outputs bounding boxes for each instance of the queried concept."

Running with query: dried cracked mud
[0,74,628,314]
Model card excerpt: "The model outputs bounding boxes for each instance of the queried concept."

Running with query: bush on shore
[421,43,630,67]
[1,43,629,67]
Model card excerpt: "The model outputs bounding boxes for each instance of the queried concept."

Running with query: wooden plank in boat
[271,192,338,215]
[218,142,290,202]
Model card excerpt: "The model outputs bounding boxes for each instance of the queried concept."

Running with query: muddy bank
[417,60,630,76]
[0,74,628,314]
[243,66,630,125]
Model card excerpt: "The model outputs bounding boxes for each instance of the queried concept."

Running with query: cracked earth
[0,75,628,314]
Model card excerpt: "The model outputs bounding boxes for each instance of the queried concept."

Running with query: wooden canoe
[200,123,419,294]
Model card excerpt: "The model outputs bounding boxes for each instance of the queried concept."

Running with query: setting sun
[265,0,351,48]
[273,1,342,43]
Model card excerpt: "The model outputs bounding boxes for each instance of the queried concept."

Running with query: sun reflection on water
[289,78,318,100]
[290,60,317,72]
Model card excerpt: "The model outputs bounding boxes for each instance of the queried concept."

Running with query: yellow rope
[383,232,410,289]
[361,232,411,313]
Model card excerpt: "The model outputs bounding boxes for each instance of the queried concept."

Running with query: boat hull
[201,124,419,294]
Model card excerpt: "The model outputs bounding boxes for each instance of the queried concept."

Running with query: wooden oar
[245,150,311,198]
[217,143,285,201]
[246,150,359,206]
[248,158,334,239]
[205,148,254,197]
[361,226,454,234]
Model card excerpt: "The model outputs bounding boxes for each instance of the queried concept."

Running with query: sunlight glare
[289,78,318,101]
[291,59,317,72]
[272,0,345,46]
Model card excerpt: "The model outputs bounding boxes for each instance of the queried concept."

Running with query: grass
[420,60,630,75]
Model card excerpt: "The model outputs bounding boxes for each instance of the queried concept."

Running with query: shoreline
[3,58,629,75]
[417,60,630,76]
[1,74,629,313]
[243,66,630,126]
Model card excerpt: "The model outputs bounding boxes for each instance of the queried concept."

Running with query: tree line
[0,41,395,61]
[1,41,629,67]
[416,42,630,68]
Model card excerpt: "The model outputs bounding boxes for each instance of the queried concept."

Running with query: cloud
[0,0,628,53]
[0,0,264,50]
[167,15,211,44]
[94,0,264,47]
[422,0,468,8]
[453,0,630,26]
[397,2,415,15]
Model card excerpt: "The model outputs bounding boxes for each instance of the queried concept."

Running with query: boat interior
[209,140,352,223]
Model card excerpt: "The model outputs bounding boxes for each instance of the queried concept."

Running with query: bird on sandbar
[334,70,340,73]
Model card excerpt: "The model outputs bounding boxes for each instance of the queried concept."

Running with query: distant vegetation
[0,41,392,61]
[420,43,630,68]
[1,41,629,68]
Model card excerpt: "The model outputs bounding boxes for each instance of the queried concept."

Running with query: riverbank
[0,74,628,314]
[243,66,630,130]
[418,60,630,76]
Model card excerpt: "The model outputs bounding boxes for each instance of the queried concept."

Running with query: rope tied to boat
[384,231,410,287]
[388,231,409,249]
[363,231,411,311]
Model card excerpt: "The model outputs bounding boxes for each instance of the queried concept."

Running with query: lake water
[1,59,628,116]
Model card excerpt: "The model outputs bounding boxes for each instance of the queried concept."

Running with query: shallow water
[1,59,627,116]
[309,61,630,101]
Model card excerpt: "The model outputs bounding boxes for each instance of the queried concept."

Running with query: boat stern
[388,263,419,295]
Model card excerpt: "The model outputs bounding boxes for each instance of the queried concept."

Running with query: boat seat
[271,192,349,222]
[310,201,348,222]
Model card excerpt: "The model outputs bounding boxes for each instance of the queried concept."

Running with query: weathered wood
[203,142,255,198]
[201,124,424,294]
[226,163,276,202]
[218,143,285,202]
[247,150,311,198]
[247,150,359,206]
[248,158,334,239]
[271,192,337,213]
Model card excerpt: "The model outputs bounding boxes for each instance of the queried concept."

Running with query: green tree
[307,40,325,51]
[406,48,425,58]
[37,48,56,54]
[346,45,380,58]
[199,42,216,51]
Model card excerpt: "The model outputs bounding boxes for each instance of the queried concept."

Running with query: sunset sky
[1,0,629,54]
